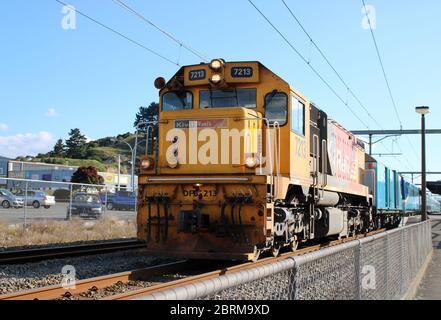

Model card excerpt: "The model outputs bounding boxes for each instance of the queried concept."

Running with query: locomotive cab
[137,59,372,261]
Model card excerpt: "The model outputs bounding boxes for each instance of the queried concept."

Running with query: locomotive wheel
[290,239,299,252]
[377,216,382,229]
[272,244,281,257]
[252,246,261,263]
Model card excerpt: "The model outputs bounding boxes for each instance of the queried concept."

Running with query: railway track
[0,239,146,264]
[0,229,385,300]
[110,229,386,300]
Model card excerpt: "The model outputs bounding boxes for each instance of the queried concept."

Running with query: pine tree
[65,128,88,159]
[52,139,65,157]
[134,102,159,154]
[134,102,159,130]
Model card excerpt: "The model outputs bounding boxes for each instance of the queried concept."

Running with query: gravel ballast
[0,249,175,295]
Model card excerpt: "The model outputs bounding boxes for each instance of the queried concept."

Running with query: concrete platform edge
[402,250,433,300]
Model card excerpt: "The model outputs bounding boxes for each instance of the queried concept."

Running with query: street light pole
[416,106,431,221]
[421,113,427,221]
[133,132,138,193]
[117,154,121,191]
[133,120,155,191]
[121,138,147,192]
[120,140,134,192]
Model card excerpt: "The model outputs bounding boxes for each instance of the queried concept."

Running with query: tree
[71,166,104,185]
[65,128,88,159]
[134,102,159,154]
[134,102,159,130]
[52,139,65,157]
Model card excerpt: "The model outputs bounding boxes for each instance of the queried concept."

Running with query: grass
[0,216,137,249]
[87,146,130,161]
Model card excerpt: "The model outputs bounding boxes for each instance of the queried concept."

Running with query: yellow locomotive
[138,59,372,261]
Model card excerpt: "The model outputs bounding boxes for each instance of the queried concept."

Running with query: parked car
[14,190,56,209]
[67,193,103,219]
[0,188,24,209]
[100,190,136,211]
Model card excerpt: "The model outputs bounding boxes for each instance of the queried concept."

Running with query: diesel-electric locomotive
[137,59,397,261]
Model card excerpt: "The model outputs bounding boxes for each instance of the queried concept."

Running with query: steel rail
[109,229,386,300]
[0,229,385,300]
[0,260,191,300]
[0,239,146,264]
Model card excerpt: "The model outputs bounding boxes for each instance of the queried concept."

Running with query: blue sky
[0,0,440,183]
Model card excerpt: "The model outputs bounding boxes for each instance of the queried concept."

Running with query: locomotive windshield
[199,88,256,109]
[265,92,288,126]
[162,91,193,111]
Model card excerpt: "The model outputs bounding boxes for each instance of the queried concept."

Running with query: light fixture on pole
[415,106,430,221]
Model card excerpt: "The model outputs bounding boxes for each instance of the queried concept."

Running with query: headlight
[210,74,222,84]
[92,208,102,211]
[210,59,224,71]
[245,156,259,169]
[141,158,154,170]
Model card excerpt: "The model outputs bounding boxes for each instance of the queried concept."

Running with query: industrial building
[1,159,136,190]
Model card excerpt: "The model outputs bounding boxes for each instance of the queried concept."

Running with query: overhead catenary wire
[281,0,383,130]
[112,0,209,62]
[361,0,419,162]
[251,0,410,168]
[247,0,370,129]
[279,0,415,168]
[55,0,179,66]
[360,0,402,129]
[280,0,410,164]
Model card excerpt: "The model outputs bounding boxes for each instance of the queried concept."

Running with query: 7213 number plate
[231,66,253,78]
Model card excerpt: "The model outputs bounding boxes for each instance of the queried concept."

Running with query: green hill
[21,132,149,173]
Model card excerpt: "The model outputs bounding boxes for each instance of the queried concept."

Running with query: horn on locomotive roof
[154,77,166,90]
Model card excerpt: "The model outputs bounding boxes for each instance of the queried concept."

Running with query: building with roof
[0,156,10,186]
[5,160,137,190]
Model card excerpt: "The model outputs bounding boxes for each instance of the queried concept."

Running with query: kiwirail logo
[164,126,274,173]
[61,4,77,30]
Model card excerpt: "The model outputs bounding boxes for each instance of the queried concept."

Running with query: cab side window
[291,95,305,135]
[265,92,288,126]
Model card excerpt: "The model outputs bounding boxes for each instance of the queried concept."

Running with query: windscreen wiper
[233,88,240,107]
[209,89,214,108]
[176,91,187,110]
[264,90,278,108]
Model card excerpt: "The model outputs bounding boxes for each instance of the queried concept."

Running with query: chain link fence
[139,221,432,300]
[0,178,137,248]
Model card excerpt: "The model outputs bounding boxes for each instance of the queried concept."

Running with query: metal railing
[138,221,432,300]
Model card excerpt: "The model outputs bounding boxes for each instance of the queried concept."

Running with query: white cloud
[0,131,55,158]
[0,123,8,131]
[46,108,57,117]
